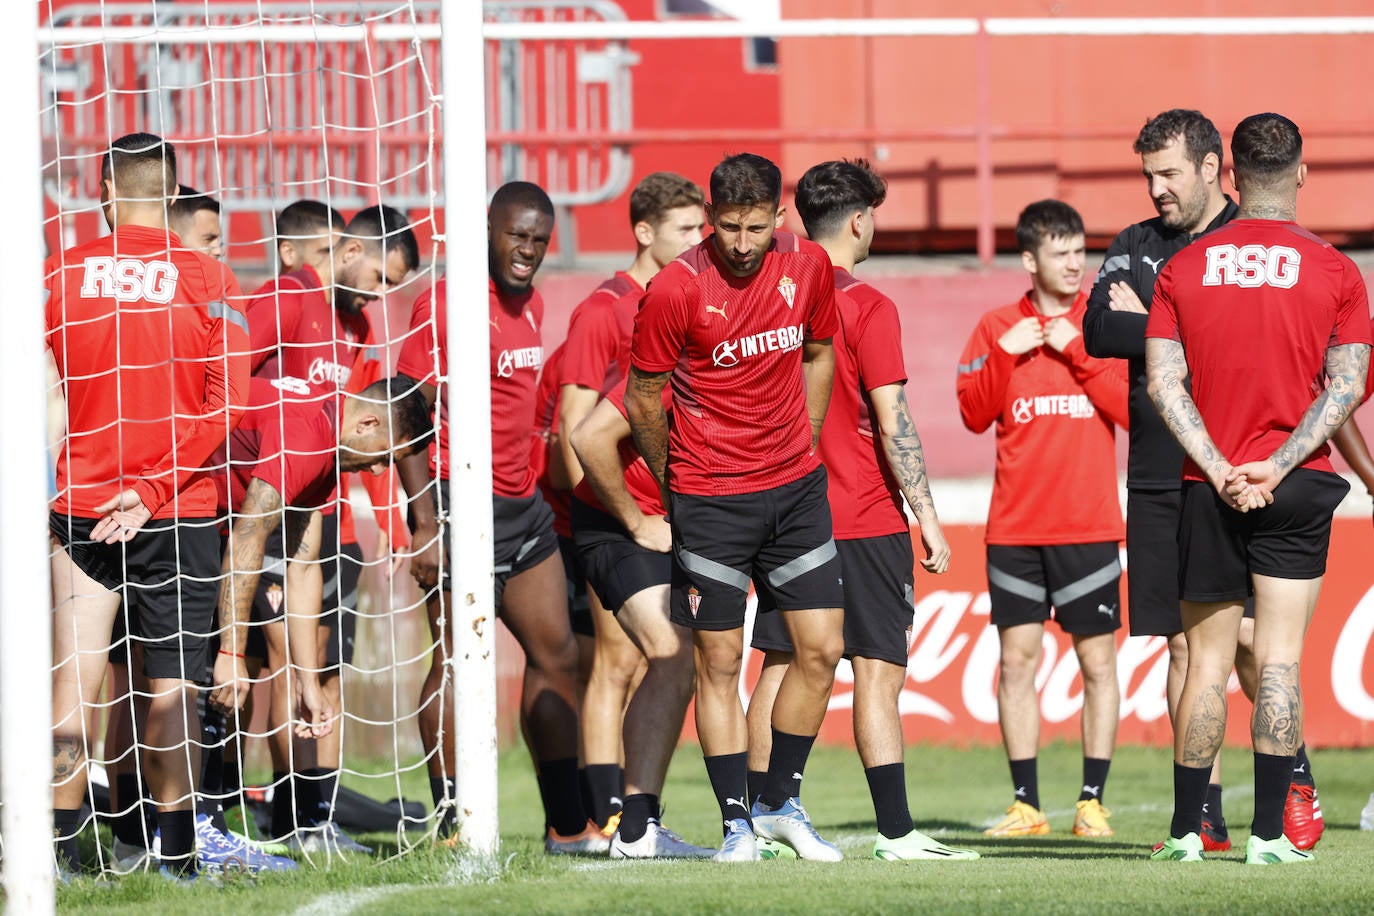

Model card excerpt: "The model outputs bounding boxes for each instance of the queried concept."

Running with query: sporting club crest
[777,274,797,309]
[687,586,702,618]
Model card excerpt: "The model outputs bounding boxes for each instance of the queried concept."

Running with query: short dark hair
[101,132,177,200]
[1231,113,1303,184]
[169,187,220,224]
[709,153,782,210]
[793,158,888,240]
[1133,109,1223,172]
[276,199,346,242]
[347,204,420,272]
[1015,199,1084,253]
[360,376,434,456]
[629,172,705,227]
[489,181,555,221]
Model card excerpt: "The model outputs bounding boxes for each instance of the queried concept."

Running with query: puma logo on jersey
[1141,255,1164,274]
[80,256,180,303]
[1203,243,1301,288]
[706,301,729,321]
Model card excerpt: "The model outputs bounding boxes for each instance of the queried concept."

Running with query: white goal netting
[37,0,467,873]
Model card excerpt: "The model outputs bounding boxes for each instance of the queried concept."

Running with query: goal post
[2,0,55,909]
[438,0,499,857]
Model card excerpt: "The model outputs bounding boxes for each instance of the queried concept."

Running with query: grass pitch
[56,742,1374,914]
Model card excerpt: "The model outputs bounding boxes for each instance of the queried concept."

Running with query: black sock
[747,770,767,805]
[1253,752,1294,841]
[430,776,458,836]
[618,793,659,844]
[760,729,816,809]
[1292,744,1314,786]
[864,763,914,840]
[1079,757,1111,803]
[1170,762,1212,839]
[1009,758,1039,810]
[536,757,588,837]
[158,810,196,875]
[1203,783,1226,829]
[271,771,294,839]
[112,774,149,846]
[703,752,750,830]
[319,768,340,822]
[221,750,243,805]
[583,763,624,829]
[53,808,82,872]
[296,768,328,828]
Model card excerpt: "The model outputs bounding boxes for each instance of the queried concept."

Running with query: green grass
[56,742,1374,914]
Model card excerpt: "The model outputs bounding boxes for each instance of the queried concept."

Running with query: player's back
[1153,219,1372,472]
[45,224,246,518]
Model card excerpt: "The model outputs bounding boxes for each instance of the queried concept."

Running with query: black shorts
[1178,469,1349,603]
[1126,489,1184,637]
[572,497,672,614]
[50,512,218,681]
[669,466,844,631]
[753,532,916,667]
[986,542,1123,635]
[493,492,560,610]
[558,534,593,637]
[320,533,362,670]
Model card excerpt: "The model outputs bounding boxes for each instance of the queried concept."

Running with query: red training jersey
[818,268,910,540]
[45,224,250,520]
[222,377,340,514]
[957,291,1129,545]
[572,375,670,519]
[1146,219,1373,479]
[559,271,643,393]
[630,231,838,496]
[396,277,545,497]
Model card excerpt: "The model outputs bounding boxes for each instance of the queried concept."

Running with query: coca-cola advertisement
[687,519,1374,749]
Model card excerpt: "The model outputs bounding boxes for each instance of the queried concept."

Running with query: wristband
[218,650,245,659]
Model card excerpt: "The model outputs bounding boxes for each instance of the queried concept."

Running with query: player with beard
[398,182,602,853]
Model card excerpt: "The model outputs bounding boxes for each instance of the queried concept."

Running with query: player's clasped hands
[90,488,152,544]
[1042,316,1079,353]
[1221,460,1279,513]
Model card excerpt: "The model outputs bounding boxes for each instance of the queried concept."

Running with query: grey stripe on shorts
[767,539,837,589]
[986,565,1048,602]
[1050,559,1121,608]
[676,545,751,593]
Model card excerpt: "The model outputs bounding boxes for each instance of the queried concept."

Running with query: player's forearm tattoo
[1271,343,1371,476]
[219,479,284,652]
[1180,683,1228,768]
[1146,338,1226,482]
[52,736,82,780]
[1253,662,1303,756]
[881,389,938,520]
[625,368,673,489]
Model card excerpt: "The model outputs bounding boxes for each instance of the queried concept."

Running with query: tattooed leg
[1174,600,1243,767]
[1253,663,1302,756]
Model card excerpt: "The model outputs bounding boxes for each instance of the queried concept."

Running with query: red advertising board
[680,518,1374,749]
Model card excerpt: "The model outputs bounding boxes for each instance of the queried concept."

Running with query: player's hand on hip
[997,316,1045,355]
[91,489,152,544]
[210,653,251,714]
[631,513,672,553]
[1107,281,1148,314]
[1043,317,1080,353]
[294,675,333,740]
[919,523,951,575]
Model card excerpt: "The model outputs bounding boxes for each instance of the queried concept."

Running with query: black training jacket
[1082,198,1239,490]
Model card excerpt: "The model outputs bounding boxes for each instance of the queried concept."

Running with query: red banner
[688,519,1374,748]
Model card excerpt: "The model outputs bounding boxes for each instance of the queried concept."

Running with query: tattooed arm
[210,478,284,714]
[870,383,950,574]
[1145,337,1261,510]
[625,366,673,512]
[1230,342,1371,501]
[802,338,836,450]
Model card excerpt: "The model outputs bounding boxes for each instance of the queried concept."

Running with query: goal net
[32,0,491,878]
